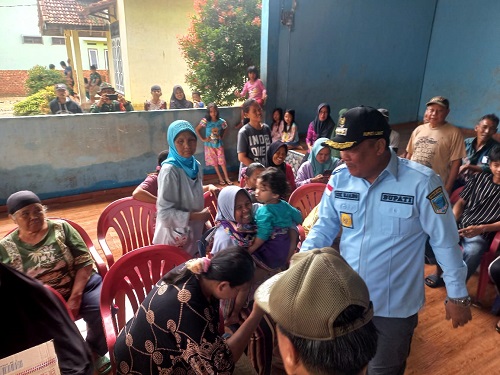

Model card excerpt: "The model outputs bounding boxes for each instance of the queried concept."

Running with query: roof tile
[38,0,109,28]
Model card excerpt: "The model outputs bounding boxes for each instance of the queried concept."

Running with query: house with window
[0,0,108,96]
[35,0,195,107]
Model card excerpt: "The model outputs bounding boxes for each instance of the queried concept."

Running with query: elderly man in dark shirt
[455,113,499,188]
[49,83,83,114]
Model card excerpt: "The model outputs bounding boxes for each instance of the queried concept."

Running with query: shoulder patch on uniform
[426,186,449,214]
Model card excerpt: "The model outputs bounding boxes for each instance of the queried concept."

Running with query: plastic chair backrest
[197,226,217,257]
[450,186,464,205]
[288,183,326,219]
[97,197,157,268]
[476,231,500,302]
[3,217,107,279]
[203,191,218,230]
[100,244,191,370]
[239,175,246,188]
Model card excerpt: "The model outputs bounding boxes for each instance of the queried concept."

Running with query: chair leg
[476,255,494,303]
[491,295,500,316]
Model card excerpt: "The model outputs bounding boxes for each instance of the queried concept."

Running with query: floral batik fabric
[114,274,234,375]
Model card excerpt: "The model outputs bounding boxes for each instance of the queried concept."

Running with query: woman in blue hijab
[153,120,218,256]
[295,137,342,187]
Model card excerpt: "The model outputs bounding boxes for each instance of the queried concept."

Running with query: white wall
[0,0,66,69]
[0,0,106,71]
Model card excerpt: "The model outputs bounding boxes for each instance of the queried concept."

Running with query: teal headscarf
[163,120,199,179]
[308,137,337,176]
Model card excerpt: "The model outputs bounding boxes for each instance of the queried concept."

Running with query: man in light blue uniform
[301,106,472,375]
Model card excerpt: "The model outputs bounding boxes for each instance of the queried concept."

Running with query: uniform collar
[379,150,399,181]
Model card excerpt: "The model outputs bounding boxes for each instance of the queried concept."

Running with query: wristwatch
[445,296,472,307]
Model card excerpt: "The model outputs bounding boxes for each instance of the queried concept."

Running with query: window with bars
[22,36,43,44]
[104,49,109,70]
[88,48,99,68]
[51,37,65,45]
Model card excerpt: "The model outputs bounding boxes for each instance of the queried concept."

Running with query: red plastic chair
[476,231,500,303]
[3,217,107,279]
[288,183,326,220]
[239,175,246,187]
[203,191,218,230]
[450,186,464,205]
[99,245,191,371]
[97,197,157,268]
[63,218,108,278]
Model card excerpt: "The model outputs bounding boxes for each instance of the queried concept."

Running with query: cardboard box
[0,340,60,375]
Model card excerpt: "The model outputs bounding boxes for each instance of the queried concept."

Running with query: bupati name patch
[335,191,360,201]
[381,193,414,205]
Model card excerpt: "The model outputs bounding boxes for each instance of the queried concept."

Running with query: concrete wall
[116,0,194,105]
[263,0,437,131]
[0,107,241,205]
[419,0,500,127]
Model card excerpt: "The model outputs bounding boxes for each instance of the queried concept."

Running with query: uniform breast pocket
[378,203,419,236]
[334,201,359,229]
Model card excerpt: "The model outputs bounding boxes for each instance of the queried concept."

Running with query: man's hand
[311,174,328,183]
[118,94,127,104]
[97,94,107,107]
[458,225,484,238]
[445,301,472,328]
[459,164,481,174]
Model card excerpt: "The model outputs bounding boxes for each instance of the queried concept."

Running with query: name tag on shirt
[380,193,414,205]
[335,191,360,201]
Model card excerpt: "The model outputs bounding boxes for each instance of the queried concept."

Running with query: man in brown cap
[255,247,377,375]
[406,96,465,194]
[89,82,134,113]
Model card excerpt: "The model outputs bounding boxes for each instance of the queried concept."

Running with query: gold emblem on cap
[338,117,346,126]
[323,139,356,150]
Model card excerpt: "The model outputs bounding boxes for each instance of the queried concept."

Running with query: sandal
[225,179,233,185]
[218,180,226,186]
[424,274,445,288]
[94,355,112,375]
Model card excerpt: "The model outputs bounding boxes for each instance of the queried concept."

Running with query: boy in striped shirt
[426,145,500,284]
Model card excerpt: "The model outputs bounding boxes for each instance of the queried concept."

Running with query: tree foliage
[178,0,262,106]
[14,86,55,116]
[25,65,64,95]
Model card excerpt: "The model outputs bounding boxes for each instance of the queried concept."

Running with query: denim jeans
[79,273,108,356]
[461,235,489,281]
